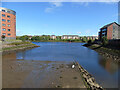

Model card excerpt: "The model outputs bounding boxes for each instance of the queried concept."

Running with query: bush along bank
[75,62,103,90]
[83,43,120,63]
[2,42,39,55]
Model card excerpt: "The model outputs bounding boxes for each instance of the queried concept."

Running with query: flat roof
[0,7,16,15]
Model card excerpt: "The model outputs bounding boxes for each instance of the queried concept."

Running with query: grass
[4,39,22,43]
[3,44,35,51]
[7,42,34,45]
[3,41,37,51]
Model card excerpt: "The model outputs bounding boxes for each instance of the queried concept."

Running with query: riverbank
[2,57,86,88]
[83,43,120,63]
[2,42,39,55]
[31,40,84,43]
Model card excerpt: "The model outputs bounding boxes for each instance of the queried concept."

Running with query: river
[3,42,120,88]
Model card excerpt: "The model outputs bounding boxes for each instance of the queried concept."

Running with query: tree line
[16,35,96,43]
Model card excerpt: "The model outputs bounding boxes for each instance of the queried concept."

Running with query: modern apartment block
[98,22,120,40]
[0,7,16,40]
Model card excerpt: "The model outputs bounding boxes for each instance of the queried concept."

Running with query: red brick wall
[107,24,113,40]
[1,11,16,38]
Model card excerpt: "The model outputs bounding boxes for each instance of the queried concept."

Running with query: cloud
[50,2,62,7]
[77,2,89,7]
[77,32,81,34]
[45,7,54,13]
[45,2,63,13]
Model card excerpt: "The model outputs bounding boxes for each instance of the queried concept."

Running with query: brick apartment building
[0,7,16,40]
[50,35,56,40]
[61,35,79,39]
[98,22,120,40]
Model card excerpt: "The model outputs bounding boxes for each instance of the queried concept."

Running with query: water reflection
[98,57,119,74]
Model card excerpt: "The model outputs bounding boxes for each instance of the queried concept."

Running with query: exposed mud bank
[2,58,86,88]
[2,44,39,55]
[83,43,120,63]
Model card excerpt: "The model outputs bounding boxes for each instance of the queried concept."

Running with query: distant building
[28,35,32,39]
[50,35,56,40]
[86,36,98,40]
[0,7,16,40]
[61,35,79,39]
[98,22,120,40]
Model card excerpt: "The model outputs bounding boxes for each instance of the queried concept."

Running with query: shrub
[101,36,108,46]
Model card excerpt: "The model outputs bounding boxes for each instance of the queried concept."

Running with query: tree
[101,36,108,45]
[82,37,87,42]
[87,40,92,44]
[1,35,5,41]
[19,35,29,41]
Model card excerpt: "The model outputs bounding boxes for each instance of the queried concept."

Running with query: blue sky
[2,2,118,36]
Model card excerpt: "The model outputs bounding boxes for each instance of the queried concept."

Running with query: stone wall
[75,62,103,89]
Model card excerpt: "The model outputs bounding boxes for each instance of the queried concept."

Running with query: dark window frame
[8,33,11,36]
[2,14,5,17]
[8,29,11,31]
[2,19,6,22]
[7,15,10,18]
[2,9,5,12]
[7,20,10,22]
[2,24,6,26]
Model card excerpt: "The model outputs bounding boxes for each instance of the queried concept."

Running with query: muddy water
[3,42,120,88]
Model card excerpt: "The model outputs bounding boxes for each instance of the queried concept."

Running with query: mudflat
[3,56,86,88]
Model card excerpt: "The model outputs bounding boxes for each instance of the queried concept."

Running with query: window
[7,11,10,13]
[8,25,10,27]
[8,34,11,36]
[7,20,10,22]
[2,24,6,26]
[113,25,115,30]
[2,28,6,31]
[2,9,5,12]
[8,29,10,31]
[7,15,10,18]
[2,14,5,17]
[102,28,107,32]
[2,19,6,22]
[2,33,6,35]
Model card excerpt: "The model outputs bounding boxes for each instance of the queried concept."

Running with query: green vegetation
[3,41,38,51]
[7,42,32,45]
[1,35,5,41]
[3,44,35,51]
[101,36,108,46]
[17,35,95,43]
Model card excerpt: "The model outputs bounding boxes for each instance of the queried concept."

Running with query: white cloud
[77,32,81,34]
[77,2,89,7]
[45,2,63,13]
[45,7,54,13]
[50,2,62,7]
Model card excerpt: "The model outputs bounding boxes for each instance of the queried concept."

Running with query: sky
[1,2,118,36]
